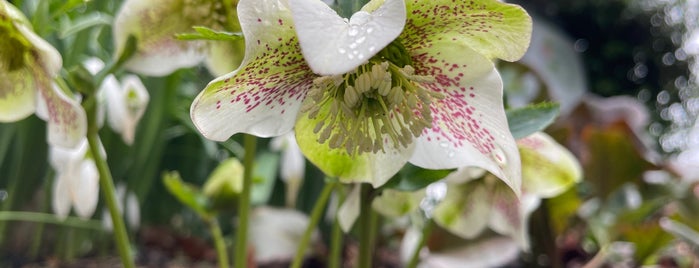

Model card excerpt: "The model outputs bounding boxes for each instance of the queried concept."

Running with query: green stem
[208,218,230,268]
[234,134,257,268]
[290,181,337,268]
[407,220,433,268]
[328,188,346,268]
[358,183,375,268]
[84,98,135,268]
[0,211,103,230]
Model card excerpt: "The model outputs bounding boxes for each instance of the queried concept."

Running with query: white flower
[270,132,305,206]
[49,139,101,219]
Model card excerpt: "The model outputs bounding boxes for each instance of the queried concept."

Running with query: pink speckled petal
[408,44,521,195]
[191,0,315,141]
[402,0,531,62]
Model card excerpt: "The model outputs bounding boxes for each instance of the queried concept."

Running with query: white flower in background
[270,132,306,207]
[249,206,318,263]
[83,58,150,145]
[113,0,245,76]
[103,184,140,231]
[104,75,149,145]
[49,139,101,219]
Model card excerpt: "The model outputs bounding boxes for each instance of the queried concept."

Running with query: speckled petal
[295,101,414,187]
[10,19,87,148]
[114,0,207,76]
[402,0,531,62]
[191,0,315,141]
[408,43,521,195]
[290,0,406,75]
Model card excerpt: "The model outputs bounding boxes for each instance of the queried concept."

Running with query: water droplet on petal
[366,27,374,34]
[491,146,507,166]
[368,46,376,52]
[356,36,366,44]
[439,141,449,148]
[348,26,359,37]
[338,48,346,54]
[349,42,358,49]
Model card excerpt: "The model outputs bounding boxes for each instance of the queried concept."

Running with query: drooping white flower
[49,139,101,219]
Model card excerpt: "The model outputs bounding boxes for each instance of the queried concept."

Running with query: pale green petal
[205,39,245,76]
[114,0,207,76]
[518,132,582,198]
[402,0,532,62]
[295,103,414,187]
[191,0,315,141]
[0,69,36,122]
[372,189,424,218]
[408,44,521,195]
[290,0,405,75]
[433,181,489,239]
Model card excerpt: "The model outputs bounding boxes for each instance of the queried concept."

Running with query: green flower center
[301,59,443,156]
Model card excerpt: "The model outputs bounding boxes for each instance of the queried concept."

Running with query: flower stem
[328,189,346,268]
[358,183,375,268]
[0,211,103,230]
[87,121,134,268]
[407,220,433,268]
[208,218,230,268]
[234,134,257,268]
[290,181,337,268]
[79,82,134,268]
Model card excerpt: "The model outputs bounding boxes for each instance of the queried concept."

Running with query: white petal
[71,159,100,219]
[249,206,317,262]
[51,174,71,220]
[105,75,149,145]
[420,237,520,268]
[290,0,406,75]
[337,185,361,232]
[126,191,140,230]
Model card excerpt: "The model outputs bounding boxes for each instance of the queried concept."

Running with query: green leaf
[506,102,560,139]
[58,12,112,38]
[162,171,213,219]
[251,152,280,205]
[175,26,243,41]
[381,163,453,192]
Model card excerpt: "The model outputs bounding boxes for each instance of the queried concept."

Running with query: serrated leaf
[175,26,243,41]
[381,163,453,192]
[506,102,560,139]
[162,171,213,219]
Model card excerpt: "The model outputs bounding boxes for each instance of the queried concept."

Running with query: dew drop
[447,151,455,158]
[439,141,449,148]
[348,26,359,37]
[356,36,366,44]
[349,42,358,49]
[338,48,346,54]
[368,46,376,52]
[490,146,507,166]
[366,27,374,34]
[348,54,355,60]
[358,53,365,60]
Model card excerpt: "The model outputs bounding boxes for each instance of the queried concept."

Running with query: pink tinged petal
[113,0,207,76]
[0,69,36,122]
[488,180,529,250]
[402,0,532,62]
[408,44,521,195]
[191,0,315,141]
[71,159,99,219]
[433,181,490,239]
[290,0,406,75]
[40,83,87,148]
[52,173,72,220]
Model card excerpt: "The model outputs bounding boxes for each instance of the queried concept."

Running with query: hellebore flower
[191,0,532,187]
[0,0,86,148]
[49,139,101,219]
[270,132,306,206]
[113,0,245,76]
